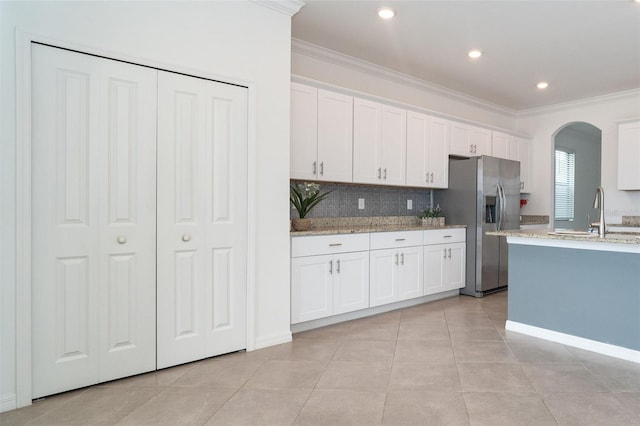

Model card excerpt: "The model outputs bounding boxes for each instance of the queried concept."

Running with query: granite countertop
[519,215,549,225]
[487,229,640,245]
[290,216,466,236]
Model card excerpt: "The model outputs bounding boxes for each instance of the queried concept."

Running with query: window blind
[555,149,575,221]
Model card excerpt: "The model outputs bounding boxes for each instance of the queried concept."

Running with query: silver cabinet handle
[400,253,405,265]
[430,172,434,183]
[329,259,333,274]
[378,167,382,179]
[443,249,447,259]
[182,234,191,242]
[336,259,341,273]
[329,243,343,247]
[384,168,387,179]
[443,235,452,238]
[469,144,473,153]
[448,248,452,258]
[426,173,429,182]
[395,238,406,241]
[313,161,317,175]
[117,235,127,244]
[395,253,399,265]
[320,161,324,175]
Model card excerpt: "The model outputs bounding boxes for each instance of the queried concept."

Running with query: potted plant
[290,182,332,231]
[420,204,445,227]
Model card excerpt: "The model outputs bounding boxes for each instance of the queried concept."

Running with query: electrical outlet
[407,199,413,210]
[358,198,365,209]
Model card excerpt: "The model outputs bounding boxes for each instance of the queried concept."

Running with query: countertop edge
[291,224,467,237]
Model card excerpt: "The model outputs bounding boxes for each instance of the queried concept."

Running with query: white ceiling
[292,1,640,112]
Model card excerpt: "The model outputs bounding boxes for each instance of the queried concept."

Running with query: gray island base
[488,230,640,363]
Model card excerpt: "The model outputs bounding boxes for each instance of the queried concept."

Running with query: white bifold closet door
[32,44,158,398]
[156,72,248,368]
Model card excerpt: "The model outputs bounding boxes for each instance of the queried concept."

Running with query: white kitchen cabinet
[491,131,509,159]
[423,229,466,295]
[450,122,491,157]
[406,111,449,188]
[518,138,532,193]
[290,83,353,182]
[369,231,423,307]
[291,234,369,324]
[617,120,640,190]
[353,98,406,186]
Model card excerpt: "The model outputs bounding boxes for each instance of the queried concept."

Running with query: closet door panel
[203,82,247,355]
[32,45,102,398]
[157,72,207,368]
[98,57,157,382]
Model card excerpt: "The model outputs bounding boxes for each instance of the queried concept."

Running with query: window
[555,148,575,221]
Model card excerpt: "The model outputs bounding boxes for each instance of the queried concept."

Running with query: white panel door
[380,105,406,186]
[369,249,397,307]
[317,89,353,182]
[470,126,492,156]
[428,117,449,188]
[406,111,430,187]
[290,83,318,180]
[491,131,509,159]
[445,243,466,290]
[291,255,334,323]
[333,251,369,315]
[157,71,247,368]
[424,245,446,295]
[32,45,157,397]
[449,122,472,157]
[353,98,382,184]
[397,246,423,301]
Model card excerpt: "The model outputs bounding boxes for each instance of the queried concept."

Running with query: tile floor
[3,291,640,425]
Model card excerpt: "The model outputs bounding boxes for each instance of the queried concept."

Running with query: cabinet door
[519,138,532,193]
[445,242,466,290]
[369,248,398,307]
[380,105,406,185]
[424,245,446,295]
[450,122,471,157]
[397,246,423,301]
[470,126,491,156]
[290,83,318,180]
[507,135,520,161]
[406,111,429,187]
[428,117,449,188]
[618,121,640,190]
[291,255,334,323]
[353,98,382,184]
[333,251,370,315]
[491,131,509,159]
[318,89,353,182]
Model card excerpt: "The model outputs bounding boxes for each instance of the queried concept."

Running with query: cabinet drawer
[370,230,423,250]
[424,228,466,245]
[292,233,369,257]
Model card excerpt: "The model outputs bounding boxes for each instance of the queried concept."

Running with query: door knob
[117,235,127,244]
[182,234,191,242]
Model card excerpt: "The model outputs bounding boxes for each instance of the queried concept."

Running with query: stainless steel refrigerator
[435,156,520,297]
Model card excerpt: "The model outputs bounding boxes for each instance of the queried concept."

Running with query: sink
[547,230,598,237]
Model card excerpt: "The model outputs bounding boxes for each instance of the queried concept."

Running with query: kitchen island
[488,229,640,363]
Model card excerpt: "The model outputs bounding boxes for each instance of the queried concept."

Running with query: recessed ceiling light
[377,8,395,19]
[537,82,549,89]
[468,50,482,59]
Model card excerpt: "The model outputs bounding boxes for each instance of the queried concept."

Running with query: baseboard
[506,320,640,364]
[252,331,293,351]
[1,393,17,413]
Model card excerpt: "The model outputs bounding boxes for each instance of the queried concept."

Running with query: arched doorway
[553,122,602,230]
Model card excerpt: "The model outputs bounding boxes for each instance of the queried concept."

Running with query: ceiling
[291,1,640,112]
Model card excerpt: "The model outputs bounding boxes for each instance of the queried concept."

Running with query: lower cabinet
[291,250,369,324]
[424,231,466,295]
[370,246,423,307]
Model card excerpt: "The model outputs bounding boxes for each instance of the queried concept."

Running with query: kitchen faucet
[592,186,606,238]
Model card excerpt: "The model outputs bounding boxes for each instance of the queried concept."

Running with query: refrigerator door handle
[497,184,505,231]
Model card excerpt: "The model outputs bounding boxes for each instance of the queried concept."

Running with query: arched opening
[552,122,602,230]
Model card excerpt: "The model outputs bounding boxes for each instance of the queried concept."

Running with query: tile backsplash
[290,181,432,219]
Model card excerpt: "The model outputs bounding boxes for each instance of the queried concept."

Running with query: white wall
[517,93,640,224]
[1,0,295,410]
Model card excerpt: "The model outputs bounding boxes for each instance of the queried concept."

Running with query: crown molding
[291,38,517,117]
[250,0,304,16]
[517,88,640,117]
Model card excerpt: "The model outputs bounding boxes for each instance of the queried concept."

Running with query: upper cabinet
[518,138,532,193]
[406,111,449,188]
[618,120,640,190]
[491,131,509,159]
[290,83,353,182]
[353,98,406,186]
[450,122,491,157]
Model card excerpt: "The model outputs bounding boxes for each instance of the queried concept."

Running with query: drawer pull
[395,238,406,241]
[329,243,343,247]
[443,235,452,238]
